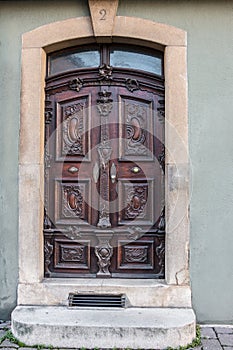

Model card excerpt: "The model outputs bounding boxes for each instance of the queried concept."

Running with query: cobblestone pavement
[0,320,233,349]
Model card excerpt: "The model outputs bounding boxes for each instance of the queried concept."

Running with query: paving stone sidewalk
[0,320,233,350]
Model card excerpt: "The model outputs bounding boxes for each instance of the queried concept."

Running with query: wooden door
[44,46,165,278]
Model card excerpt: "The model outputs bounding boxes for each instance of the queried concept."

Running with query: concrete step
[12,306,196,349]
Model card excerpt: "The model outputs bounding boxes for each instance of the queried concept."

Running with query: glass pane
[110,46,162,76]
[48,46,100,76]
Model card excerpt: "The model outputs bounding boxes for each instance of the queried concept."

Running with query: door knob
[131,166,140,174]
[68,166,79,174]
[110,162,117,183]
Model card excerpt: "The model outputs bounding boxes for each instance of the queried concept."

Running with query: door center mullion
[93,87,115,277]
[96,88,113,229]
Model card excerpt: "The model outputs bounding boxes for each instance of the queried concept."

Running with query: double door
[44,68,165,278]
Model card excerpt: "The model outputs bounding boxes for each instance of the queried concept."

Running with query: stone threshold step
[12,306,196,349]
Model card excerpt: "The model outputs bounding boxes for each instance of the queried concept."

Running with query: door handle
[93,162,99,183]
[110,162,117,183]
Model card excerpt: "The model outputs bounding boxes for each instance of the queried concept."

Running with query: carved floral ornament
[97,90,113,117]
[125,78,140,92]
[69,78,83,92]
[61,245,85,262]
[124,246,148,263]
[98,64,113,81]
[66,67,141,94]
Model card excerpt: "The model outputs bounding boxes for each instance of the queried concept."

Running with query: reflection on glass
[110,46,162,76]
[49,47,100,75]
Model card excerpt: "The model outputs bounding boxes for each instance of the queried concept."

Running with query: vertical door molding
[18,15,189,306]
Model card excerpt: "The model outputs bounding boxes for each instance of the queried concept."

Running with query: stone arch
[19,14,189,303]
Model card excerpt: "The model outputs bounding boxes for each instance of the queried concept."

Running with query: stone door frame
[18,12,191,307]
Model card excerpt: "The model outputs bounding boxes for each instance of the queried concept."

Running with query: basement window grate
[68,293,126,308]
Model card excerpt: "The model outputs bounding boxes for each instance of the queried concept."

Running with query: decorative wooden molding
[96,90,113,229]
[94,231,113,276]
[88,0,119,42]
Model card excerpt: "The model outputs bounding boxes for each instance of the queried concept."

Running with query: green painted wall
[118,0,233,323]
[0,0,232,322]
[0,0,89,320]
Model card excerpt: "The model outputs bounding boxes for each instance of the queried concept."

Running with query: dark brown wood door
[44,62,165,278]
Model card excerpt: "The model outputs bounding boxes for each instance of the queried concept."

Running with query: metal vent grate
[68,293,126,308]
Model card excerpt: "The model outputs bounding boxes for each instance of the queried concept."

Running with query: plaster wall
[0,0,232,323]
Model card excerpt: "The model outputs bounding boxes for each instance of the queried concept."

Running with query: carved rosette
[98,64,113,81]
[125,78,140,92]
[95,232,113,276]
[69,78,83,92]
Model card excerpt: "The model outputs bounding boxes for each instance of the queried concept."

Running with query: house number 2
[99,9,106,20]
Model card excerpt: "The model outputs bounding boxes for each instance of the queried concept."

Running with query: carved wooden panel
[108,234,165,277]
[117,239,154,270]
[118,180,154,225]
[56,95,90,162]
[54,180,90,225]
[54,239,90,270]
[119,97,153,161]
[44,60,165,279]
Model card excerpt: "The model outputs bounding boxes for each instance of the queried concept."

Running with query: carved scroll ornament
[125,185,147,219]
[156,238,165,276]
[95,232,113,276]
[125,103,147,155]
[61,246,84,262]
[63,103,84,155]
[124,247,147,263]
[63,185,83,218]
[44,239,53,274]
